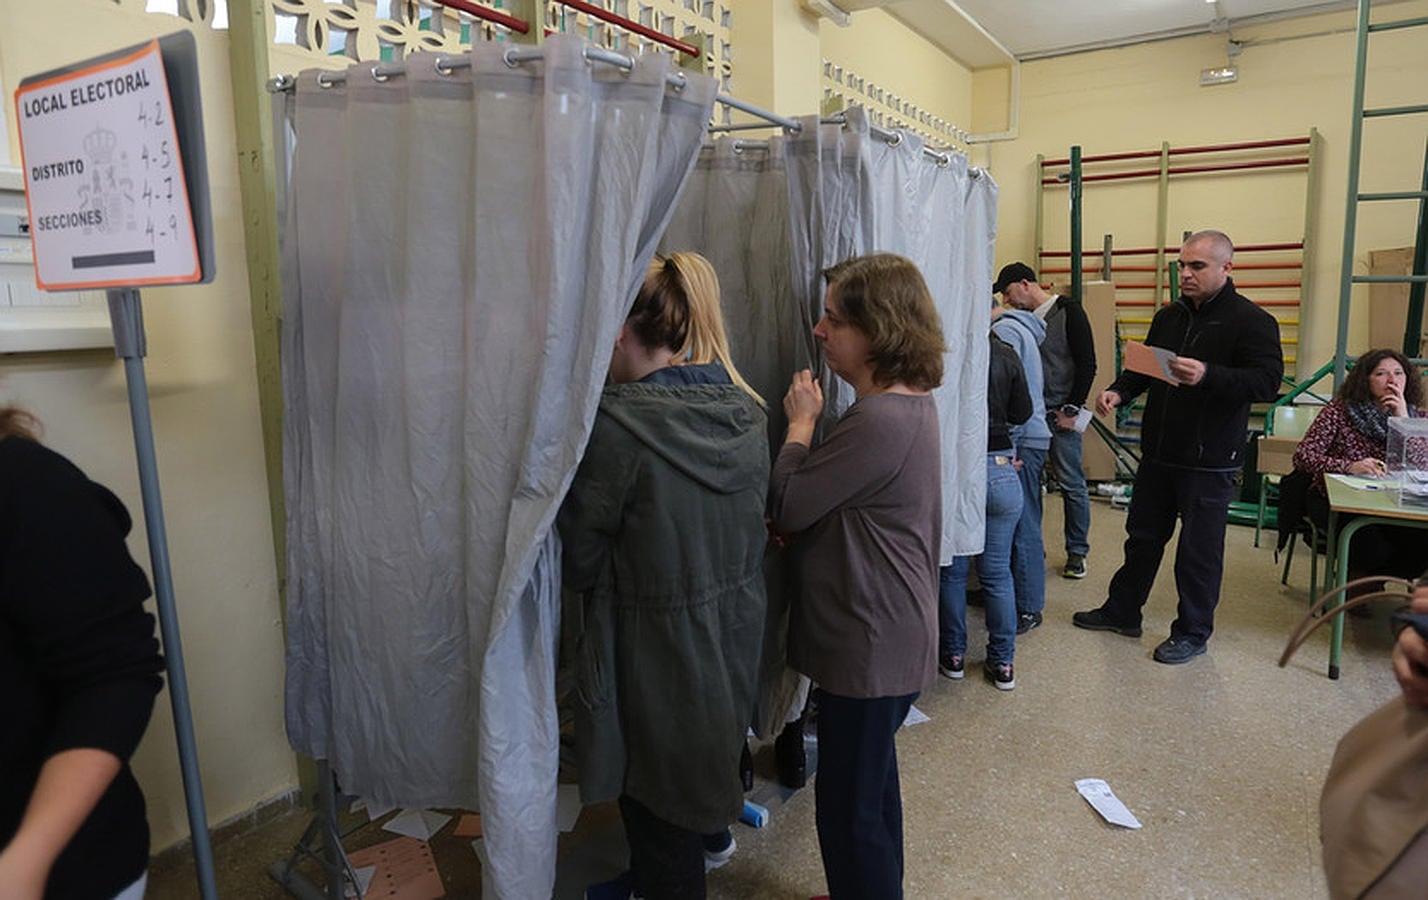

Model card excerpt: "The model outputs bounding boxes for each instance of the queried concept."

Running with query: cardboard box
[1257,434,1301,476]
[1369,247,1427,357]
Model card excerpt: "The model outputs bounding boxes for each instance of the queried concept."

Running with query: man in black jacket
[1072,231,1282,664]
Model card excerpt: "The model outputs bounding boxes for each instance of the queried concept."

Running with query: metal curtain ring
[317,71,339,89]
[371,63,389,83]
[434,56,455,77]
[668,71,687,93]
[887,131,903,147]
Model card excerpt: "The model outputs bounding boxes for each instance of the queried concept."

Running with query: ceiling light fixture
[1199,65,1238,86]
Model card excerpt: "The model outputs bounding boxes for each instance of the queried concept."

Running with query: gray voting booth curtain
[783,107,997,564]
[663,110,998,733]
[277,37,714,898]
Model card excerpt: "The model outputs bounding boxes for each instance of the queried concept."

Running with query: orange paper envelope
[1123,341,1181,384]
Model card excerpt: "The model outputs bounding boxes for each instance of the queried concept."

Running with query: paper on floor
[1075,778,1142,829]
[901,705,930,728]
[382,808,452,841]
[557,783,582,832]
[342,865,376,899]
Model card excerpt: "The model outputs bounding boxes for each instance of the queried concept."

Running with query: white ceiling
[835,0,1372,67]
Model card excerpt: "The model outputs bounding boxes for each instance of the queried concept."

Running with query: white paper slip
[1073,407,1094,433]
[1075,778,1142,829]
[472,837,490,869]
[557,783,582,832]
[342,865,377,899]
[901,705,930,728]
[381,807,452,840]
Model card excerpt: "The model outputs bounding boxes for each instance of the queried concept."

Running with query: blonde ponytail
[663,252,765,407]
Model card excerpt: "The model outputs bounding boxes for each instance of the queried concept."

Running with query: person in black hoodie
[937,332,1032,690]
[0,407,164,899]
[1072,230,1282,664]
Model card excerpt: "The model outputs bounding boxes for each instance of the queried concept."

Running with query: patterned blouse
[1292,398,1427,495]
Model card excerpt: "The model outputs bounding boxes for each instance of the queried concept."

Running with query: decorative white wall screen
[264,1,733,95]
[822,58,969,149]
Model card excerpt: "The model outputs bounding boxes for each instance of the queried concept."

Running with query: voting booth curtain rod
[267,44,798,131]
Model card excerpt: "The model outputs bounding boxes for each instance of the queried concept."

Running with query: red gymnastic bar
[1042,157,1309,184]
[553,0,702,57]
[429,0,531,34]
[1041,136,1311,167]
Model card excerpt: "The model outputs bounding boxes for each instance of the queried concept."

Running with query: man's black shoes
[1071,607,1142,638]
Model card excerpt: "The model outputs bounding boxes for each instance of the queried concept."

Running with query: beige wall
[0,0,297,851]
[978,0,1428,372]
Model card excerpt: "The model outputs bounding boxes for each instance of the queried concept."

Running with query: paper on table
[1325,472,1394,492]
[1075,778,1142,829]
[381,808,452,841]
[346,837,445,900]
[557,783,582,833]
[901,705,930,728]
[1073,407,1094,433]
[1123,341,1181,384]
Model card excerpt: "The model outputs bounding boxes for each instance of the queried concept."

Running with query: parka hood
[598,380,768,495]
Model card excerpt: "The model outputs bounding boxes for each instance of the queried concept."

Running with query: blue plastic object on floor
[740,799,769,828]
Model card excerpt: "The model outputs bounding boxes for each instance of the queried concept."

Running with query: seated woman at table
[1291,347,1426,579]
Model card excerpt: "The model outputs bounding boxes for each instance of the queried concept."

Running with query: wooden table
[1322,474,1428,678]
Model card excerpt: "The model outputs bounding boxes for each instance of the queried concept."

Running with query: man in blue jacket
[1072,231,1282,664]
[996,262,1097,580]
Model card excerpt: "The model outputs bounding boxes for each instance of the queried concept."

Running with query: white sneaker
[703,835,737,871]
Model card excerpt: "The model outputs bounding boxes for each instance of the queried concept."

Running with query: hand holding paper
[1123,341,1182,385]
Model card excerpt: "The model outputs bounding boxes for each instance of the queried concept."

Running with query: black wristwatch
[1058,404,1080,417]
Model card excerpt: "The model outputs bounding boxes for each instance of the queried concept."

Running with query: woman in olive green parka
[558,253,769,899]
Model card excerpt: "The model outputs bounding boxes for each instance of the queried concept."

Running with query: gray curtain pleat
[665,109,998,732]
[279,37,715,898]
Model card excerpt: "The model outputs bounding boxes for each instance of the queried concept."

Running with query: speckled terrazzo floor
[150,494,1405,899]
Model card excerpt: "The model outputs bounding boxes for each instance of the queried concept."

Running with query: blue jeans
[1047,427,1091,558]
[1012,446,1048,616]
[939,453,1023,664]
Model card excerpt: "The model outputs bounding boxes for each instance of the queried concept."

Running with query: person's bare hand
[783,369,823,446]
[1095,390,1121,417]
[1168,355,1206,386]
[1378,382,1409,418]
[1347,458,1388,477]
[784,369,824,424]
[1053,410,1079,431]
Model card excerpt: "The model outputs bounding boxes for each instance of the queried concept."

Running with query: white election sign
[14,39,199,290]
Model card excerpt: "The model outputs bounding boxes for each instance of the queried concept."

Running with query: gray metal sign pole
[107,287,219,900]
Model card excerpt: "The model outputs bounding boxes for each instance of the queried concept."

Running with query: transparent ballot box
[1387,416,1428,510]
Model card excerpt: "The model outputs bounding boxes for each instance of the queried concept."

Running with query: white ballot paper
[901,705,930,728]
[557,783,583,832]
[381,807,452,840]
[1073,407,1094,433]
[1075,778,1142,829]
